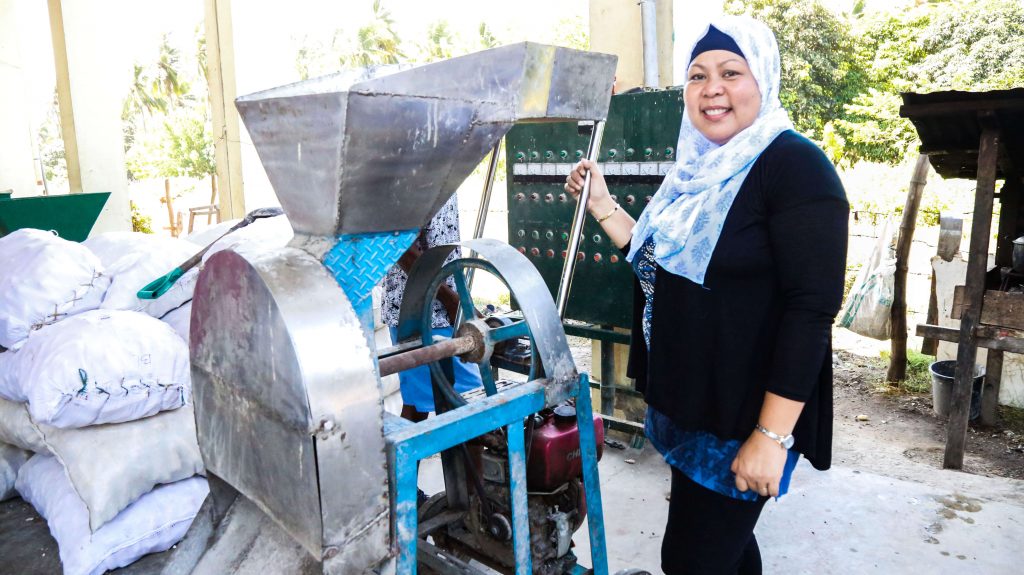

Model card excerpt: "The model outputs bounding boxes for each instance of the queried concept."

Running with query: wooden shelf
[914,323,1024,354]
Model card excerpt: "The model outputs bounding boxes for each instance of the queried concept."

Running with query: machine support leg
[576,374,610,575]
[395,446,421,575]
[506,419,533,575]
[599,329,615,417]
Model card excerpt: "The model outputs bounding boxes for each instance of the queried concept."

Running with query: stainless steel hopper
[234,42,616,238]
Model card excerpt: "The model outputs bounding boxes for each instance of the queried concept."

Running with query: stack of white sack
[0,229,110,351]
[0,309,202,573]
[0,313,205,572]
[0,228,212,573]
[84,232,201,320]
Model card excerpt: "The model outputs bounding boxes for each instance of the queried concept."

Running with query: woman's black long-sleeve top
[626,130,849,470]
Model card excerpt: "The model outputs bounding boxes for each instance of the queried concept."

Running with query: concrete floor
[5,438,1022,574]
[427,437,1022,574]
[4,429,1021,575]
[419,433,1024,574]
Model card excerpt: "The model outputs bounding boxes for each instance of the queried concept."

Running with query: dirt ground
[831,348,1024,481]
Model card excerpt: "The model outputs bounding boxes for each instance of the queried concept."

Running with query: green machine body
[505,88,684,330]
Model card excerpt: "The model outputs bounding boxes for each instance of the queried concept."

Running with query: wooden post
[204,0,245,219]
[980,349,1003,426]
[944,118,999,469]
[888,155,930,382]
[163,178,178,238]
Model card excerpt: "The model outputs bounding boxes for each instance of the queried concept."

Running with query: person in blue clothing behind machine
[565,15,848,575]
[382,194,483,425]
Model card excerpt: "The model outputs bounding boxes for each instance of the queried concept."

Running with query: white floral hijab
[626,15,794,285]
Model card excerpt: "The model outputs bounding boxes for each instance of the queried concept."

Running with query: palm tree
[339,0,405,67]
[421,20,456,62]
[152,35,190,106]
[478,22,500,50]
[123,64,167,121]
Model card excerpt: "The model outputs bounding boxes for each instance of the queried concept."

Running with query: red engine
[526,404,604,491]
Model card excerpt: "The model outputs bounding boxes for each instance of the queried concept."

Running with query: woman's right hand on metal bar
[565,159,636,249]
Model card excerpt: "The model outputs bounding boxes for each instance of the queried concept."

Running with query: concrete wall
[48,0,132,234]
[0,0,41,197]
[590,0,675,91]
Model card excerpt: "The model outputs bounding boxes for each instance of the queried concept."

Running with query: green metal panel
[0,191,110,242]
[505,88,684,329]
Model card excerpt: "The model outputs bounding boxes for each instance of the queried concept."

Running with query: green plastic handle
[137,267,185,300]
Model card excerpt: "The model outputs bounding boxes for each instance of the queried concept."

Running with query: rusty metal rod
[378,335,478,377]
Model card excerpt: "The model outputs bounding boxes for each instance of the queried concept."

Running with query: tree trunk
[887,155,930,383]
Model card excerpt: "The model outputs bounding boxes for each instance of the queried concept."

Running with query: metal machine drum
[191,246,388,567]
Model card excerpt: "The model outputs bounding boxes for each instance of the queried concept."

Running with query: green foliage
[126,105,215,180]
[840,159,977,228]
[296,0,406,79]
[420,20,457,62]
[835,0,1024,164]
[497,292,511,307]
[37,91,67,184]
[901,349,935,393]
[724,0,864,140]
[130,201,154,234]
[843,261,862,303]
[723,0,1024,165]
[833,88,918,164]
[553,16,590,51]
[881,349,934,393]
[123,31,214,185]
[912,0,1024,91]
[344,2,406,68]
[999,404,1024,435]
[478,23,500,50]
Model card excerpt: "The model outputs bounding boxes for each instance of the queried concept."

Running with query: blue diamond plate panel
[323,230,418,321]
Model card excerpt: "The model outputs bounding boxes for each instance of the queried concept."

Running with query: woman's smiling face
[684,49,762,146]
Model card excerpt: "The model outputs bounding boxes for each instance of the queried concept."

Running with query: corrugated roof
[900,88,1024,180]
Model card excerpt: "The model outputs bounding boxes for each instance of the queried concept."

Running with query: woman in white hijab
[566,16,848,574]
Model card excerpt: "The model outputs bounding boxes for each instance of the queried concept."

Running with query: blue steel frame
[384,372,609,575]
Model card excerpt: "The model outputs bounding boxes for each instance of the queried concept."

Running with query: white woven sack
[840,261,895,340]
[185,218,238,246]
[42,405,203,531]
[82,232,194,268]
[0,229,109,350]
[0,397,202,530]
[161,301,192,343]
[0,309,190,428]
[0,442,30,501]
[101,253,199,319]
[201,215,293,264]
[0,397,47,452]
[838,218,898,341]
[16,454,208,575]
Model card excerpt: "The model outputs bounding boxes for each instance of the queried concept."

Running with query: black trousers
[662,467,769,575]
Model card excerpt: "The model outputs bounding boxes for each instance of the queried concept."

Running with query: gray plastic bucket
[929,360,984,420]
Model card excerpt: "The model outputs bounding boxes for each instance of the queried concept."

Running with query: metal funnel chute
[235,42,616,238]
